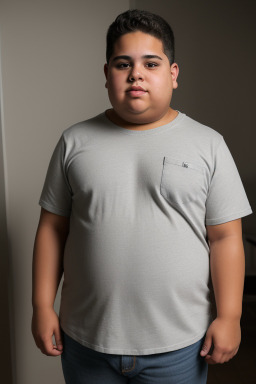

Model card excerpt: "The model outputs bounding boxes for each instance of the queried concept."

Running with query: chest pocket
[160,157,205,206]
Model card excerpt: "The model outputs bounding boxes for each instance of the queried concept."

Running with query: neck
[105,108,178,131]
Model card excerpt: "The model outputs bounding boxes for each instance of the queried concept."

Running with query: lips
[126,86,147,97]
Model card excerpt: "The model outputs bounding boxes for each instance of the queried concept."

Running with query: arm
[31,208,70,356]
[200,218,245,364]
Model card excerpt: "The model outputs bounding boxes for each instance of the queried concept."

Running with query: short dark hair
[106,9,175,65]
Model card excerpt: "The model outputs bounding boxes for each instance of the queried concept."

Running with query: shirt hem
[60,323,207,355]
[205,207,253,226]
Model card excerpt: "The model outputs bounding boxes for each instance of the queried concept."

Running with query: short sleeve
[39,135,72,217]
[205,137,253,225]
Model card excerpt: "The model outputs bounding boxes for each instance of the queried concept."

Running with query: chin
[126,115,153,124]
[123,109,166,125]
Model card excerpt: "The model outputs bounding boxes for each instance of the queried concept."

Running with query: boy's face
[104,31,179,125]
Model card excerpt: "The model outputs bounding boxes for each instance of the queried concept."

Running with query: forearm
[209,235,245,320]
[32,222,68,309]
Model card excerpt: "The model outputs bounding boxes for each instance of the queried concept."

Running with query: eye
[146,62,158,68]
[116,62,130,69]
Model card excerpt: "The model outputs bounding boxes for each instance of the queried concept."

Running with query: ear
[170,63,179,89]
[104,63,108,79]
[104,63,108,88]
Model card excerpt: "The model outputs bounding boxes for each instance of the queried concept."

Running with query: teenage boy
[32,9,253,384]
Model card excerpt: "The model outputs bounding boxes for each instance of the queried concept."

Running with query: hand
[200,317,241,364]
[31,307,63,356]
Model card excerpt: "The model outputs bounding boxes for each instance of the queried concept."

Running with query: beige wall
[0,61,12,383]
[1,1,255,383]
[0,1,129,383]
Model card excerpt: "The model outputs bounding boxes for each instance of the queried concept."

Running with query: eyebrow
[111,54,163,62]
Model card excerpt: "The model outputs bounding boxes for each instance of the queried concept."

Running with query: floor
[207,295,256,384]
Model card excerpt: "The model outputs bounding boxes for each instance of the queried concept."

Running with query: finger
[42,345,63,356]
[200,334,213,357]
[223,349,238,363]
[205,355,217,365]
[216,347,239,364]
[44,347,63,356]
[218,354,229,364]
[205,348,222,365]
[41,336,63,356]
[54,326,63,351]
[205,355,218,364]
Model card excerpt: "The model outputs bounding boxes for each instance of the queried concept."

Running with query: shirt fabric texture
[39,110,253,355]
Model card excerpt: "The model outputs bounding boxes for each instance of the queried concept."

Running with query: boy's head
[106,9,175,65]
[104,9,179,127]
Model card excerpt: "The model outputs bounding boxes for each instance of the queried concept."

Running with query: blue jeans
[61,329,208,384]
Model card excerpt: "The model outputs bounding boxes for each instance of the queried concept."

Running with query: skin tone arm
[31,208,70,356]
[200,218,245,364]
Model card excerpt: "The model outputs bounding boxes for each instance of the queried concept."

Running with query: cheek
[150,75,172,98]
[108,73,125,93]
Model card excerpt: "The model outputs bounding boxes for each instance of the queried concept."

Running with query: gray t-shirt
[39,110,252,355]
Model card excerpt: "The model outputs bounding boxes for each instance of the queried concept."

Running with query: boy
[32,9,253,384]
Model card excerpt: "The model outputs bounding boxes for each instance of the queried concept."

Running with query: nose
[128,65,144,82]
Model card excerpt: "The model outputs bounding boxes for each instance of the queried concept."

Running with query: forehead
[112,31,165,58]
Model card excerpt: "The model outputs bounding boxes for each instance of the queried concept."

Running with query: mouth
[126,86,147,97]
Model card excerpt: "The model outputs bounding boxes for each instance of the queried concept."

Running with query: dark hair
[106,9,175,65]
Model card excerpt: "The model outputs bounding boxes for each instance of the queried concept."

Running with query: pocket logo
[160,157,205,206]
